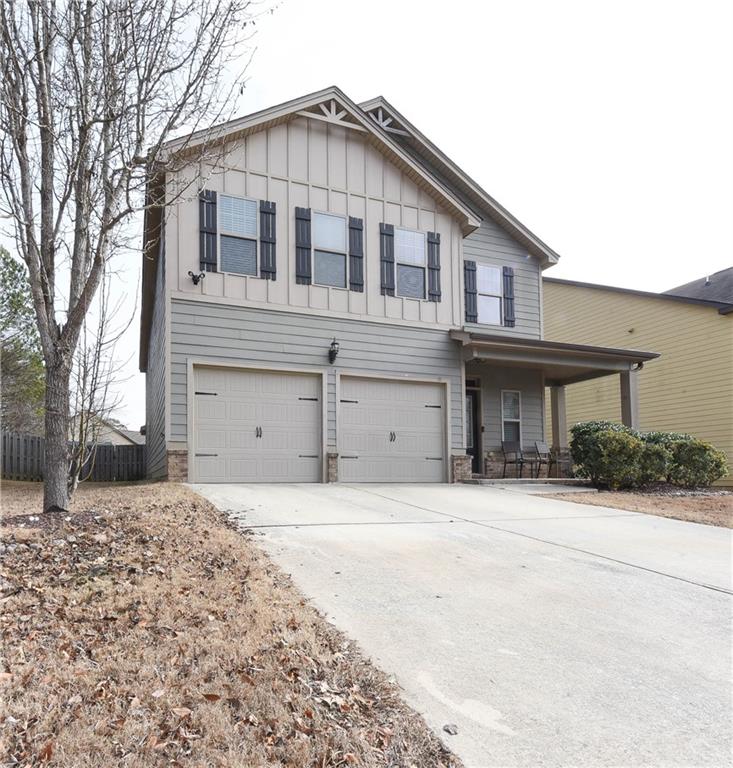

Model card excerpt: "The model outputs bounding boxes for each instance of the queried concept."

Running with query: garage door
[338,377,446,482]
[193,367,322,483]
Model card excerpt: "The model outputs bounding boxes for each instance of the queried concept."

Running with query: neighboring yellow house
[543,270,733,485]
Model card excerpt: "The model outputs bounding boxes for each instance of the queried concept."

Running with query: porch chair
[532,441,552,478]
[501,441,525,479]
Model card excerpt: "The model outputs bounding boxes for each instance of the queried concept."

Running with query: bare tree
[1,0,258,511]
[68,269,135,492]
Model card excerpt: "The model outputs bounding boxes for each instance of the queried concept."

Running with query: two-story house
[139,86,657,484]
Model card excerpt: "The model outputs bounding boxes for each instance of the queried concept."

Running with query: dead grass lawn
[0,481,460,767]
[549,488,732,528]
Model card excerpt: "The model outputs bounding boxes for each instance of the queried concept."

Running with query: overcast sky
[71,0,733,428]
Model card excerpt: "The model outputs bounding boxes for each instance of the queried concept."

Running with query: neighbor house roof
[544,277,733,316]
[664,266,733,306]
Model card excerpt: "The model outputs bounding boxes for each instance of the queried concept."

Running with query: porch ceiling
[451,330,660,386]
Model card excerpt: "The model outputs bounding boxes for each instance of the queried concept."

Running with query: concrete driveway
[192,483,732,768]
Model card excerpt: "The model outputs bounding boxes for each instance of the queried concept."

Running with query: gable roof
[140,87,563,368]
[664,266,733,306]
[359,96,560,268]
[545,276,733,315]
[159,86,481,233]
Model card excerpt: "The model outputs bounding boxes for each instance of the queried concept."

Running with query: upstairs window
[477,264,502,324]
[219,195,258,276]
[395,228,426,299]
[313,212,347,288]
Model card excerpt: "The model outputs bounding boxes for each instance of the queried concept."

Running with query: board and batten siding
[463,220,543,338]
[169,299,465,453]
[166,116,464,329]
[145,249,167,478]
[467,364,545,451]
[543,281,733,484]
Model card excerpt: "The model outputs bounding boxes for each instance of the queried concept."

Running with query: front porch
[452,331,660,479]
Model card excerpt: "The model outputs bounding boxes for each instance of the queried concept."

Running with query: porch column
[550,384,568,450]
[620,368,640,429]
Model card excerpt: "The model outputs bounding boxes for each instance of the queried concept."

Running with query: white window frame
[476,263,503,325]
[312,210,348,290]
[218,193,259,277]
[394,226,427,300]
[501,390,522,445]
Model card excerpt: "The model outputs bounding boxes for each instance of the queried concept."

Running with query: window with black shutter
[199,190,277,279]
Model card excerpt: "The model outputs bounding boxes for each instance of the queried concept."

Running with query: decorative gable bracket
[296,99,367,132]
[366,106,411,137]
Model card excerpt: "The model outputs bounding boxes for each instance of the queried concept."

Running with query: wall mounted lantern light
[188,270,206,286]
[328,338,340,364]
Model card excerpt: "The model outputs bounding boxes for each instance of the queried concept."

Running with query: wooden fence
[2,432,147,482]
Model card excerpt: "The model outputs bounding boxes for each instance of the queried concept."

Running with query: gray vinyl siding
[145,252,167,478]
[468,365,544,452]
[463,220,542,338]
[169,299,464,451]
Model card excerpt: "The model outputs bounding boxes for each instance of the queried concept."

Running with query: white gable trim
[161,86,481,234]
[359,96,560,267]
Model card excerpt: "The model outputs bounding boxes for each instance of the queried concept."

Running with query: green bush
[570,421,729,489]
[637,442,671,485]
[642,430,692,447]
[569,421,639,483]
[668,440,729,488]
[592,430,645,489]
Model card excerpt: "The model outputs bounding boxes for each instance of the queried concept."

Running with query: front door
[465,387,481,474]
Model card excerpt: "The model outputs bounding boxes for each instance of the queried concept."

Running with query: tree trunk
[43,357,71,512]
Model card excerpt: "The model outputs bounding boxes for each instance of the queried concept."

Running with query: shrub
[569,420,639,483]
[642,430,692,447]
[668,440,729,488]
[637,442,671,486]
[570,421,729,490]
[592,430,645,489]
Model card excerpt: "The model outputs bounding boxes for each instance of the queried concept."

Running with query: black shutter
[199,189,217,272]
[295,207,312,285]
[503,265,515,327]
[427,231,441,302]
[379,223,395,296]
[348,216,364,292]
[259,200,276,280]
[464,260,477,323]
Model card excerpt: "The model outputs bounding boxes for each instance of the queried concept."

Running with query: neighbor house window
[395,228,426,299]
[477,264,502,324]
[501,390,521,443]
[313,212,347,288]
[219,194,258,275]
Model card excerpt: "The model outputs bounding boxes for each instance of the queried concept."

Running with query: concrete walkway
[192,483,732,768]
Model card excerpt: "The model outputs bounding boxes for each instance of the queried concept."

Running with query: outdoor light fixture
[328,338,340,364]
[188,270,206,286]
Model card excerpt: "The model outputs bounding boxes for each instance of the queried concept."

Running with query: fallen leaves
[0,482,462,767]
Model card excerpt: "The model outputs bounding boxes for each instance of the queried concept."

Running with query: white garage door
[193,367,322,483]
[338,376,446,482]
